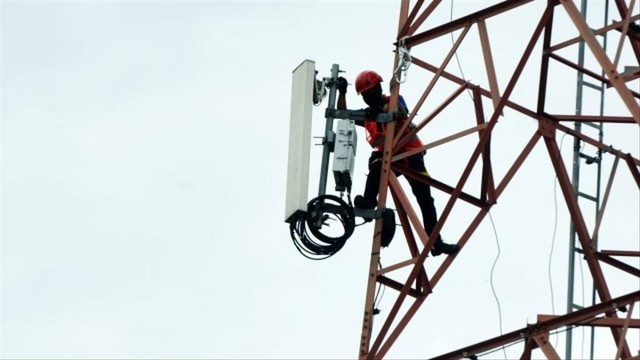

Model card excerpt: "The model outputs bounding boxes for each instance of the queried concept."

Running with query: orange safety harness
[364,95,423,152]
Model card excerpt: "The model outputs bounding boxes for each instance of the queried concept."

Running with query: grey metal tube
[565,1,589,358]
[318,64,340,196]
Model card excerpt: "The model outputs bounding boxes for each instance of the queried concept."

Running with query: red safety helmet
[355,70,383,95]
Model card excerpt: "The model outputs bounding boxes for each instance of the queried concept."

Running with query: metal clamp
[394,38,412,84]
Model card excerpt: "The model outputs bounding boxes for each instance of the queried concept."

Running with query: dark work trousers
[363,151,441,241]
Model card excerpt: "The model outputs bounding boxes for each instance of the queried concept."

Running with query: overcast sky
[2,1,639,359]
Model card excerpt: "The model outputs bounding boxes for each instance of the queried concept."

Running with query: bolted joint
[538,117,557,138]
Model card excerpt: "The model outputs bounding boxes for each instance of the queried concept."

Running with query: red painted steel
[356,1,640,358]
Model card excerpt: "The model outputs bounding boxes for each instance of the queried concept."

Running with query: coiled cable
[290,195,356,260]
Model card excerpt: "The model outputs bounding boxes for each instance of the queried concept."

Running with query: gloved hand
[365,106,384,120]
[337,77,348,94]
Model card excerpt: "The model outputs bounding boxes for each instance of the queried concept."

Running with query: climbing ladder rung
[582,81,604,91]
[578,191,598,202]
[571,303,585,311]
[582,121,602,129]
[579,152,600,164]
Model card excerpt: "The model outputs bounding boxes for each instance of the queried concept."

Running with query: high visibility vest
[364,95,423,152]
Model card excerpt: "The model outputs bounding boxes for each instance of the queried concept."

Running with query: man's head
[355,70,384,107]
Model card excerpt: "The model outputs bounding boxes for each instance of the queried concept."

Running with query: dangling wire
[394,38,412,84]
[548,132,568,348]
[373,260,386,314]
[488,211,507,360]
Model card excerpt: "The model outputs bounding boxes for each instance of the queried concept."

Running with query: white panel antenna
[284,60,315,222]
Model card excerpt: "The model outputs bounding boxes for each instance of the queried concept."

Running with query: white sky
[2,1,639,359]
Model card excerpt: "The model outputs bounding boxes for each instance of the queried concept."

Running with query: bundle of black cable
[289,195,355,260]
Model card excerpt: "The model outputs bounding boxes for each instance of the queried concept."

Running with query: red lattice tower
[358,1,640,359]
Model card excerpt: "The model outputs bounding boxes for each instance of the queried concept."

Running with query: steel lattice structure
[358,1,640,359]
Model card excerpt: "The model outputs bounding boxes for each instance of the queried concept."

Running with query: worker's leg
[363,151,383,201]
[355,151,382,209]
[406,166,439,238]
[406,154,460,256]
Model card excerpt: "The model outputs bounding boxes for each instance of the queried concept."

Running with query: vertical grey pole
[565,1,588,359]
[318,64,340,196]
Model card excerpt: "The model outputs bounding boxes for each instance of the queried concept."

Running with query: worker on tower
[336,70,459,256]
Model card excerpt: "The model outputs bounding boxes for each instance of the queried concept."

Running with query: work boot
[354,195,376,209]
[430,238,460,256]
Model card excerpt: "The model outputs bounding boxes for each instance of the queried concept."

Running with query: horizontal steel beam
[431,291,639,359]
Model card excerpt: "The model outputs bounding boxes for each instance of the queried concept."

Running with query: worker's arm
[337,77,347,110]
[336,77,367,126]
